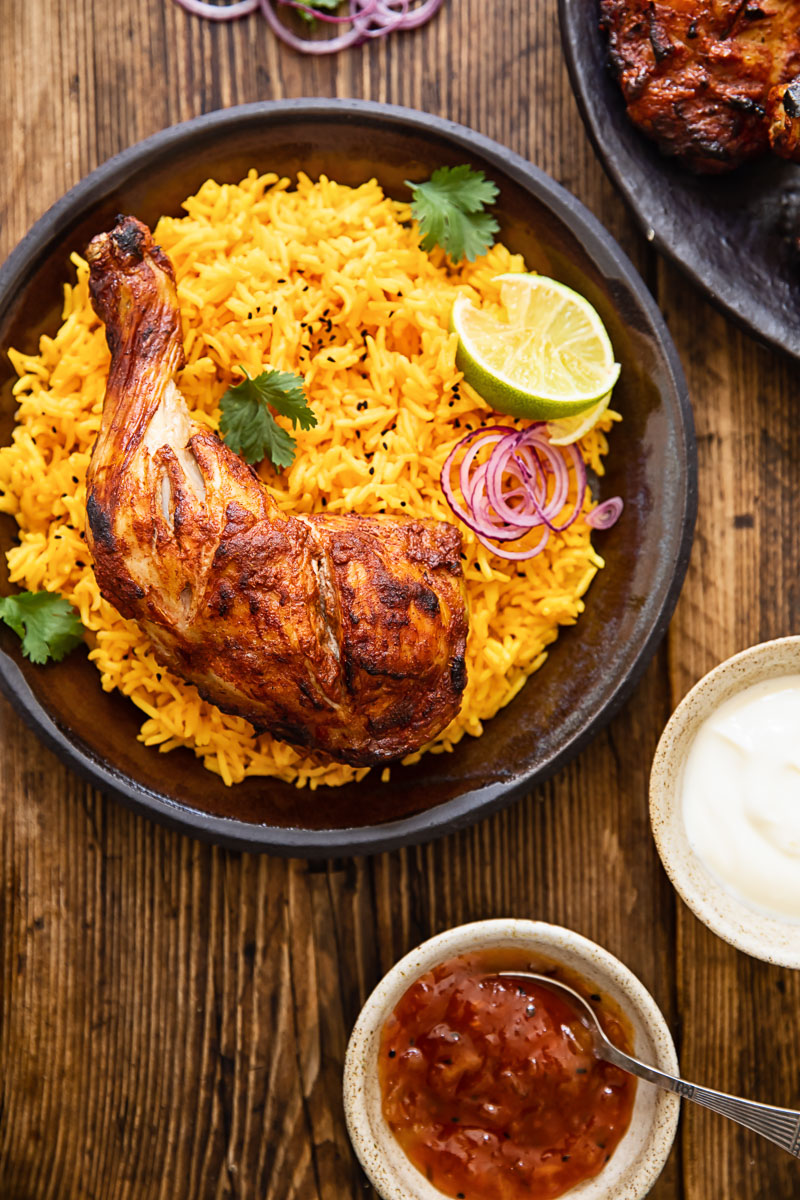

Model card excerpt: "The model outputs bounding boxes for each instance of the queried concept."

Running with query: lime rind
[546,391,612,446]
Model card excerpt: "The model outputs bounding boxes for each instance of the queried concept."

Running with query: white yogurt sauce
[681,675,800,922]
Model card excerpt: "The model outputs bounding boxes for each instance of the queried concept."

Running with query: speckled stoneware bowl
[650,636,800,969]
[343,918,680,1200]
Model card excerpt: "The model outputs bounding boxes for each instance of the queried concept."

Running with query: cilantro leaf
[0,591,84,664]
[219,367,317,470]
[405,165,500,262]
[296,0,340,23]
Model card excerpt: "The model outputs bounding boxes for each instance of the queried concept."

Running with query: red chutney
[378,950,637,1200]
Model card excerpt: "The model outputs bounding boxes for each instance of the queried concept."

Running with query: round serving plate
[559,0,800,361]
[0,98,696,856]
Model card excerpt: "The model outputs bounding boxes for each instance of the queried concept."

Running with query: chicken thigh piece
[84,216,468,767]
[600,0,800,173]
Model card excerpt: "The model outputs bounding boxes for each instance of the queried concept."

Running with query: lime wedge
[546,391,612,445]
[452,273,620,420]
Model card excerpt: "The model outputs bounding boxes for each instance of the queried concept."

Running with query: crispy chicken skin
[600,0,800,173]
[84,216,468,767]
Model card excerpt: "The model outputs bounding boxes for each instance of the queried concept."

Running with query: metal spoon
[498,971,800,1158]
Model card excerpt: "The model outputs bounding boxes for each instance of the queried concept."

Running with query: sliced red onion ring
[585,496,624,529]
[175,0,259,17]
[440,423,607,561]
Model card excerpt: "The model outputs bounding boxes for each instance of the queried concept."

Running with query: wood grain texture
[0,1,798,1197]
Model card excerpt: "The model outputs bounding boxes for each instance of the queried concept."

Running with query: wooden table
[2,3,799,1197]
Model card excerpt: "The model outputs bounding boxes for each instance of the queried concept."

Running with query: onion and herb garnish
[440,424,622,561]
[172,0,445,53]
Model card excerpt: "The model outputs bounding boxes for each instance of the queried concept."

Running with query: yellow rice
[0,171,619,789]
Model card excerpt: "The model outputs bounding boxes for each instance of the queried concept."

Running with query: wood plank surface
[1,2,798,1198]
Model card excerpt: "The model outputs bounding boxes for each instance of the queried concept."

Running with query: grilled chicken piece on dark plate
[600,0,800,173]
[84,216,469,767]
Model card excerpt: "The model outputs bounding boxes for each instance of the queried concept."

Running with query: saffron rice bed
[0,171,617,789]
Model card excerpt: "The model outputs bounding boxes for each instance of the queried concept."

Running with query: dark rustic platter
[559,0,800,361]
[0,99,696,856]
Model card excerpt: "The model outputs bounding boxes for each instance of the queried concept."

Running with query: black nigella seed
[369,468,374,476]
[388,1049,396,1058]
[590,994,601,1003]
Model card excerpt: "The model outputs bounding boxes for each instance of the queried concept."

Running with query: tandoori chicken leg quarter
[84,216,469,767]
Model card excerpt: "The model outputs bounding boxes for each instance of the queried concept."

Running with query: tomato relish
[378,950,636,1200]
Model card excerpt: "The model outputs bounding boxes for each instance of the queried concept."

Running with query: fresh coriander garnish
[405,165,500,263]
[219,366,317,471]
[296,0,340,23]
[0,591,84,664]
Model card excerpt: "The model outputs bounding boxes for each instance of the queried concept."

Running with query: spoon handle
[603,1043,800,1157]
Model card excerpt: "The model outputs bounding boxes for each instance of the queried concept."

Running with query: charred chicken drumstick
[85,216,468,767]
[600,0,800,173]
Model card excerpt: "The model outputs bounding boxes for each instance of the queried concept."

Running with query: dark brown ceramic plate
[559,0,800,360]
[0,99,695,856]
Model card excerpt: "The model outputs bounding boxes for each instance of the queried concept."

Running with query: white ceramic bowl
[343,918,680,1200]
[650,635,800,969]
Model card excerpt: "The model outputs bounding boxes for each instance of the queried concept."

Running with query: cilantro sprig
[0,591,84,664]
[405,165,500,263]
[296,0,340,23]
[219,367,317,471]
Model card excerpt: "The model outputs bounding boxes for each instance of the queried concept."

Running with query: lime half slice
[452,273,620,420]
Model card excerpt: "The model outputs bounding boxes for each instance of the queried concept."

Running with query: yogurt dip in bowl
[650,636,800,967]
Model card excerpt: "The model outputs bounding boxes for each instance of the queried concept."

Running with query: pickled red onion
[585,496,624,530]
[440,424,621,561]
